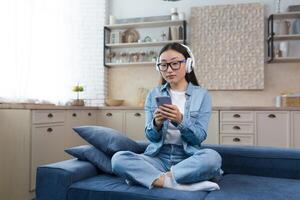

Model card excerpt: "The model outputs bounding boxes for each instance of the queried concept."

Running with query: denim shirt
[144,82,212,156]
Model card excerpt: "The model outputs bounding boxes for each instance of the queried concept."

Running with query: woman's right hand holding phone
[153,108,165,130]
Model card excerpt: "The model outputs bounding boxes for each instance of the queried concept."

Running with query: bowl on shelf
[105,99,124,106]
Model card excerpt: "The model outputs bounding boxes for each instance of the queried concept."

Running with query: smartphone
[155,96,172,107]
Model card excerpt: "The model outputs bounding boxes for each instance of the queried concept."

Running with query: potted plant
[71,84,85,106]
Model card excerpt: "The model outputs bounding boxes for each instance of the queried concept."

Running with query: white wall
[107,0,300,107]
[110,0,299,19]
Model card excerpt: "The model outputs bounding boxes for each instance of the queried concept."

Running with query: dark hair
[158,42,200,86]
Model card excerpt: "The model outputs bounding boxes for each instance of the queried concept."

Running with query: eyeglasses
[157,60,186,72]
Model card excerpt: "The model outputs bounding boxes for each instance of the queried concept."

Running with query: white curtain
[0,0,106,105]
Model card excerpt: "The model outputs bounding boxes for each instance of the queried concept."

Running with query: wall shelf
[106,62,155,67]
[267,12,300,63]
[105,40,184,48]
[271,11,300,20]
[105,20,185,30]
[103,20,187,67]
[269,57,300,63]
[270,34,300,41]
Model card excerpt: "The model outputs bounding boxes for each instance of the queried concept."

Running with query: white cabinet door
[125,110,146,140]
[31,124,65,191]
[203,111,219,144]
[97,110,124,133]
[65,110,97,150]
[256,111,290,148]
[0,110,31,200]
[291,111,300,148]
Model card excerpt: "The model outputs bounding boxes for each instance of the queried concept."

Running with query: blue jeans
[111,144,222,189]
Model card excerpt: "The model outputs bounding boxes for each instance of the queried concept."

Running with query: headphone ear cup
[155,57,160,71]
[186,58,192,73]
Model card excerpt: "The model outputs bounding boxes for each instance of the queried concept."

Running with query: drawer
[220,123,254,134]
[220,111,254,122]
[32,110,65,124]
[220,134,254,146]
[67,110,97,124]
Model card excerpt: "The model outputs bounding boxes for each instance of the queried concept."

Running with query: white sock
[163,174,220,191]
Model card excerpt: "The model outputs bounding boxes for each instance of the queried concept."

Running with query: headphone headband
[155,43,195,73]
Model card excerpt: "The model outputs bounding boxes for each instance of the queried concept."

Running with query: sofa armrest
[36,159,98,200]
[203,144,300,180]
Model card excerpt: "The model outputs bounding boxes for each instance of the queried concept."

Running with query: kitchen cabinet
[220,111,255,146]
[0,108,102,200]
[0,109,31,200]
[256,111,290,148]
[203,111,219,145]
[125,110,146,140]
[30,123,65,191]
[30,110,66,191]
[97,109,124,133]
[291,111,300,148]
[97,109,146,140]
[2,106,300,200]
[65,110,97,149]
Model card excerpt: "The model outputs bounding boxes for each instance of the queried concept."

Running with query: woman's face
[159,49,186,85]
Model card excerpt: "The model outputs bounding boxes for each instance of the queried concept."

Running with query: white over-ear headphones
[155,43,195,73]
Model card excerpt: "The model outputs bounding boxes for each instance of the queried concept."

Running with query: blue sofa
[36,144,300,200]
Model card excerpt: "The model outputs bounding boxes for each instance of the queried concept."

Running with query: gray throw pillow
[73,126,144,156]
[65,145,113,174]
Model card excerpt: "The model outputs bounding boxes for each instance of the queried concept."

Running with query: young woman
[112,42,223,191]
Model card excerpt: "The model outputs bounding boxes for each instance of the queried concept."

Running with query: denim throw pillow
[73,126,144,156]
[65,145,90,161]
[65,145,113,174]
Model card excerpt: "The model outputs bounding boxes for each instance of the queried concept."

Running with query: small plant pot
[71,99,85,106]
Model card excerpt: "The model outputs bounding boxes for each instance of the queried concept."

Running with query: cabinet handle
[47,127,53,133]
[72,113,77,117]
[88,112,92,116]
[233,114,241,118]
[48,113,53,118]
[268,114,276,118]
[233,137,241,142]
[233,126,241,130]
[106,113,112,117]
[134,113,141,117]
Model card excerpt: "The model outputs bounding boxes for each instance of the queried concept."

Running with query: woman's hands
[154,104,183,129]
[154,109,165,130]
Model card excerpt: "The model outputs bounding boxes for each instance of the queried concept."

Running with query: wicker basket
[281,95,300,107]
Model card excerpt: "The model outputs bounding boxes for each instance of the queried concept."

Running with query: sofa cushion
[205,145,300,180]
[74,126,144,156]
[205,174,300,200]
[65,145,113,174]
[67,174,208,200]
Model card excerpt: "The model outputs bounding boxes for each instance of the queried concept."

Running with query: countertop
[1,103,300,111]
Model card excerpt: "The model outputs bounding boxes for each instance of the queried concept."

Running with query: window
[0,0,107,106]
